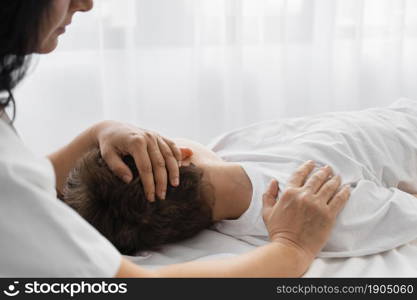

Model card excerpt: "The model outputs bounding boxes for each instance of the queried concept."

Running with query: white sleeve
[319,179,417,257]
[0,157,121,277]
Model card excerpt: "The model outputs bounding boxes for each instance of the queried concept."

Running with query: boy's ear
[180,147,193,160]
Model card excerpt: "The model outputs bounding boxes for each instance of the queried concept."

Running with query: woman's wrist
[49,122,111,194]
[270,237,315,276]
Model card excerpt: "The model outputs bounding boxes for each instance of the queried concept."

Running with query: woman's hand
[262,161,350,263]
[92,120,182,202]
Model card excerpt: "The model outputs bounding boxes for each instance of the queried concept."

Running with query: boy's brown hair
[62,149,214,255]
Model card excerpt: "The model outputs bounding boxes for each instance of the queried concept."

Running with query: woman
[0,0,350,277]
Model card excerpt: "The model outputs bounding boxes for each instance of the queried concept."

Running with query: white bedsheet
[128,229,417,277]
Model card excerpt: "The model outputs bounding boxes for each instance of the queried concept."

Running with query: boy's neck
[205,162,253,221]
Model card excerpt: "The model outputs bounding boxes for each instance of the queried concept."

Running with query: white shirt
[210,98,417,257]
[0,116,121,277]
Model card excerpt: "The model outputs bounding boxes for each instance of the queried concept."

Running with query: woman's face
[38,0,94,54]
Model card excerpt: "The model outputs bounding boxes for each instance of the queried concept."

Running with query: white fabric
[0,118,121,277]
[209,98,417,257]
[14,0,417,156]
[130,229,417,277]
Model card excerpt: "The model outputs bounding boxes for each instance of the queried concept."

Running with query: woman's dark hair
[0,0,52,121]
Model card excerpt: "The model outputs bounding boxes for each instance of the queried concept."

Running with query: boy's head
[62,149,215,255]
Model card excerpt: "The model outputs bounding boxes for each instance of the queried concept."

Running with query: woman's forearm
[48,125,98,195]
[117,241,312,278]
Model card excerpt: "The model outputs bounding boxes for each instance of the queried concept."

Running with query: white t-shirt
[0,116,121,277]
[210,98,417,257]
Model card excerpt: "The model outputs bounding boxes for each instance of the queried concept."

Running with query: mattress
[127,229,417,277]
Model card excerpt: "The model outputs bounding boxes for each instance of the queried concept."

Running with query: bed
[127,229,417,277]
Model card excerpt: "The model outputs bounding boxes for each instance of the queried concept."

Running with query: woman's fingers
[146,138,168,201]
[130,135,181,202]
[157,137,180,188]
[303,165,333,194]
[316,175,341,203]
[162,137,182,166]
[287,160,316,188]
[329,185,351,214]
[101,148,133,184]
[130,143,156,202]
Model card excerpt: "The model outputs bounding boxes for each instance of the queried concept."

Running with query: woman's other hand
[92,120,182,202]
[262,161,350,263]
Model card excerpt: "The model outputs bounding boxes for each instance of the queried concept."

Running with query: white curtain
[15,0,417,155]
